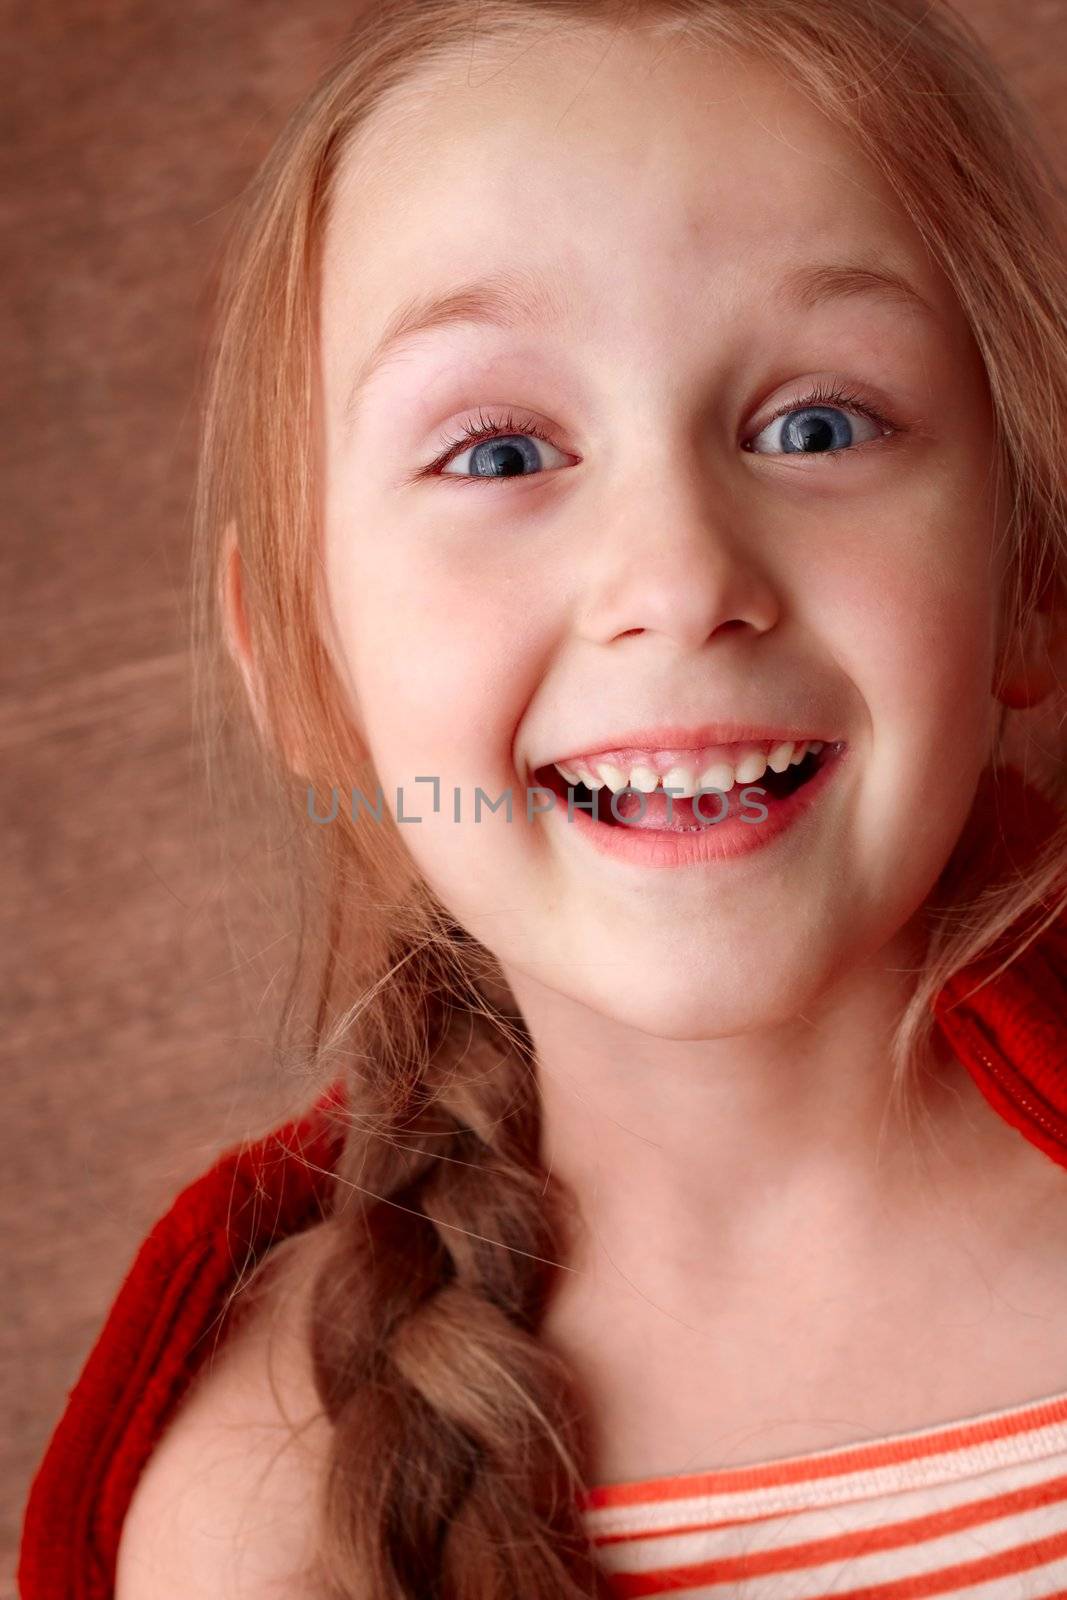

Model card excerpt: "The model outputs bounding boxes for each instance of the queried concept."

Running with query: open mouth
[533,740,844,831]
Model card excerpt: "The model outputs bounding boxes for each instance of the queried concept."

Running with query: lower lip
[546,744,848,869]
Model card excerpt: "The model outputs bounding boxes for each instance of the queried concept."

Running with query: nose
[574,465,781,651]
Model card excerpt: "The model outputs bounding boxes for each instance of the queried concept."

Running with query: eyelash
[419,407,560,484]
[418,380,901,484]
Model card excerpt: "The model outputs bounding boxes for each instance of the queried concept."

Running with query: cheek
[323,510,542,781]
[805,485,998,746]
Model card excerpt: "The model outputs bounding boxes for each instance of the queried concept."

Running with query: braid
[305,948,615,1599]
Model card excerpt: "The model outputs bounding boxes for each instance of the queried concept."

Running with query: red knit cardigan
[18,765,1067,1600]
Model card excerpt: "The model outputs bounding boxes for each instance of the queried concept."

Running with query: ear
[994,572,1067,712]
[219,523,309,774]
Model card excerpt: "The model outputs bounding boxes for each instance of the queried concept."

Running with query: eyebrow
[343,258,938,428]
[344,266,569,428]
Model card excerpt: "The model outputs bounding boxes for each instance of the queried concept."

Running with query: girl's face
[316,29,1001,1038]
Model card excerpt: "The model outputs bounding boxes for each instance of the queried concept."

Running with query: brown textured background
[5,1,1066,1589]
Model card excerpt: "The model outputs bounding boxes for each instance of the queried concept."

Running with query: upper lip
[538,722,838,767]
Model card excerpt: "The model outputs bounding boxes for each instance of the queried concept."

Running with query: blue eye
[430,408,570,482]
[748,402,885,455]
[419,383,896,486]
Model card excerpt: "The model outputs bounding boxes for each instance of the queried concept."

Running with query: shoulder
[115,1222,336,1600]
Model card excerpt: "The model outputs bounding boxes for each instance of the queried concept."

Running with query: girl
[19,0,1067,1596]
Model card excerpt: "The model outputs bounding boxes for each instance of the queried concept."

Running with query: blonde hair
[190,1,1067,1593]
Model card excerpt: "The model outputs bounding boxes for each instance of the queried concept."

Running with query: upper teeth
[553,740,823,795]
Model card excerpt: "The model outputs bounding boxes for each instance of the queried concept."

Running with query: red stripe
[580,1392,1067,1512]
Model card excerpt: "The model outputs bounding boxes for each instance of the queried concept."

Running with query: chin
[571,958,829,1042]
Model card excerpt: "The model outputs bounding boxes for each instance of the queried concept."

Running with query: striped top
[578,1387,1067,1597]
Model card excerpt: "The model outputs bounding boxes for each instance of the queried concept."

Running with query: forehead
[320,25,949,366]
